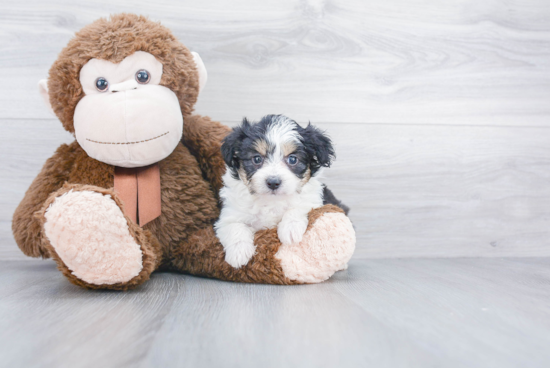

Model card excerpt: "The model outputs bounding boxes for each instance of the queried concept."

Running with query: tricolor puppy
[216,114,349,268]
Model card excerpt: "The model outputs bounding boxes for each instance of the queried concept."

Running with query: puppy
[215,114,349,268]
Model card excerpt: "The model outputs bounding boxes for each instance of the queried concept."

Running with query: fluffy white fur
[43,190,143,285]
[217,171,324,268]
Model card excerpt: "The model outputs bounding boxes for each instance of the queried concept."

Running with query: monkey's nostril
[266,177,282,190]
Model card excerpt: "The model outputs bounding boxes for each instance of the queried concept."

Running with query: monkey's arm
[169,205,355,284]
[12,142,77,258]
[181,114,231,194]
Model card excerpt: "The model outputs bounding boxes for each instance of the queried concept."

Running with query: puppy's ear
[301,123,335,175]
[221,118,250,169]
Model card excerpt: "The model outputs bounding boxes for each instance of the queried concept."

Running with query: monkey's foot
[275,205,355,283]
[43,188,152,288]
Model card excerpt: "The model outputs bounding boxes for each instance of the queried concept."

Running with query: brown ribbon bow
[113,164,162,226]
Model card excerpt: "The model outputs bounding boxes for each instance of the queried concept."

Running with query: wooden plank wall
[1,0,549,259]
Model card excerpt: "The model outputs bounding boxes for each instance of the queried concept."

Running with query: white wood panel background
[1,0,550,259]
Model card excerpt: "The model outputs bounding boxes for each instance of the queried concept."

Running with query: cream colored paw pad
[44,190,143,285]
[276,212,356,283]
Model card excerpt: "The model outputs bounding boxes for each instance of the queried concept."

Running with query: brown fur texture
[48,13,200,133]
[12,14,352,290]
[181,114,231,196]
[12,143,79,258]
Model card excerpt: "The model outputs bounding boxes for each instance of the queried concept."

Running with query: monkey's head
[39,14,207,167]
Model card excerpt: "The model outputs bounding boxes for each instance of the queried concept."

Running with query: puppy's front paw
[224,240,256,269]
[278,217,308,246]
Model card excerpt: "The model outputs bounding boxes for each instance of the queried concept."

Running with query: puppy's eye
[95,77,109,92]
[252,155,263,165]
[135,69,150,84]
[287,155,298,166]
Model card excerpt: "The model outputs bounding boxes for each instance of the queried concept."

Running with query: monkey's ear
[38,79,56,116]
[191,52,207,94]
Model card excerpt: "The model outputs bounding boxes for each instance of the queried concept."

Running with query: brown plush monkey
[12,14,355,290]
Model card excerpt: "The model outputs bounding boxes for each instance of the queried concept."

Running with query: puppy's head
[222,114,335,196]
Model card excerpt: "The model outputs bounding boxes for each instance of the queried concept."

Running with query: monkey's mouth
[86,131,169,145]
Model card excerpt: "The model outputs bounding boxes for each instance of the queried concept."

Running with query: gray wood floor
[1,258,549,368]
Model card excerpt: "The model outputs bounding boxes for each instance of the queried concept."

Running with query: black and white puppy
[215,114,349,268]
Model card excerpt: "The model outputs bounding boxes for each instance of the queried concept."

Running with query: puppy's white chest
[249,200,290,230]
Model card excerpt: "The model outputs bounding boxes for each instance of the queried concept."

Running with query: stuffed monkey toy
[12,14,356,290]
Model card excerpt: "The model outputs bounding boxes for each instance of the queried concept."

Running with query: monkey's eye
[135,69,150,84]
[252,155,263,165]
[95,77,109,92]
[287,155,298,166]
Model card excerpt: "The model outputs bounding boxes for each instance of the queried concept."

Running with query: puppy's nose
[266,177,282,190]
